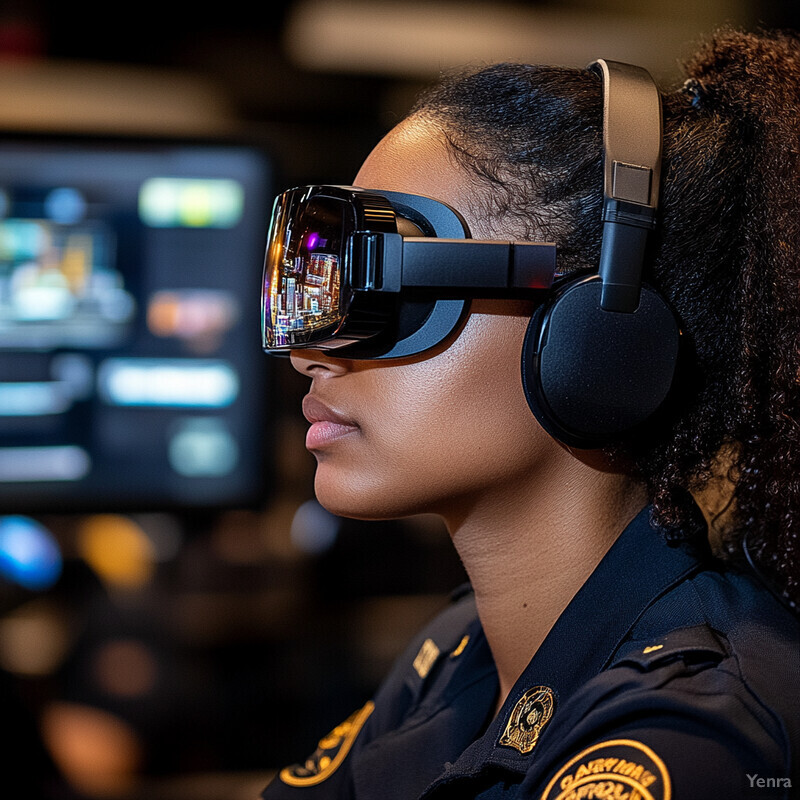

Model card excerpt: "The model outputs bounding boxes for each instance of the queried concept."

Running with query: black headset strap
[588,59,663,313]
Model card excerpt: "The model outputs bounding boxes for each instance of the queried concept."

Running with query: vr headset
[261,60,681,449]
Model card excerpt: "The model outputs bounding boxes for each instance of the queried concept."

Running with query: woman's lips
[302,395,360,450]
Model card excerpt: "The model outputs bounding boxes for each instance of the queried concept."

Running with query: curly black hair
[410,29,800,610]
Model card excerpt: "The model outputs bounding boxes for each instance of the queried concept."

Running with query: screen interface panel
[0,137,271,512]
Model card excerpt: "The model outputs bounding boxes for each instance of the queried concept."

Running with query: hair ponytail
[645,29,800,610]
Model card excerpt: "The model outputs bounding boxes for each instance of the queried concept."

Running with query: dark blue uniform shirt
[262,507,800,799]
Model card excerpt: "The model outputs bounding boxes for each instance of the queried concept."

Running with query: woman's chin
[313,471,426,522]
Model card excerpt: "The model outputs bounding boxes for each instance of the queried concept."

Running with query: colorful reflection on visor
[264,193,346,348]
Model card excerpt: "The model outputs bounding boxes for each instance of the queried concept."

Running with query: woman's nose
[290,349,352,377]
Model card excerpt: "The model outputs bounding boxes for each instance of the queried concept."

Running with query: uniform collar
[437,505,708,781]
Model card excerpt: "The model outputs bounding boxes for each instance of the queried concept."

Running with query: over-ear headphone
[521,59,681,449]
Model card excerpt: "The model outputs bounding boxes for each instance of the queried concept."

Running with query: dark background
[0,2,797,798]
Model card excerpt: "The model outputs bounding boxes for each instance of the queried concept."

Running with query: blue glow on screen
[0,515,62,590]
[97,358,240,408]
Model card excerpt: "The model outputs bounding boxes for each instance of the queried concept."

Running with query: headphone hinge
[602,198,657,230]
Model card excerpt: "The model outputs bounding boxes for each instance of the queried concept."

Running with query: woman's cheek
[307,311,542,518]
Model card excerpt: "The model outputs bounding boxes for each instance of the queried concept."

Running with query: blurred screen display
[0,136,272,512]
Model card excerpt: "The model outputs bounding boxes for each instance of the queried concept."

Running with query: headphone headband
[588,59,663,210]
[587,59,663,313]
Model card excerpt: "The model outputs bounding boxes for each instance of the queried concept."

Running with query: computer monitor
[0,134,272,513]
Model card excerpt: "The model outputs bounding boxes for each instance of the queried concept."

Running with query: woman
[261,28,799,800]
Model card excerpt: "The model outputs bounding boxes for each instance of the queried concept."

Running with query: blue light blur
[0,515,62,590]
[44,187,87,225]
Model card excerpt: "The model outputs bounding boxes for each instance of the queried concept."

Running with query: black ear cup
[521,275,680,449]
[519,59,680,448]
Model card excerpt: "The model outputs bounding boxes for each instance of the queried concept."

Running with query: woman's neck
[443,448,647,711]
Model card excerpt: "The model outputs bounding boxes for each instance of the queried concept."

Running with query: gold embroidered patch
[499,685,556,754]
[539,738,672,800]
[412,638,440,678]
[279,701,375,787]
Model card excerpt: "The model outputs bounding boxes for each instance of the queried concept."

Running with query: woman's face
[290,116,559,523]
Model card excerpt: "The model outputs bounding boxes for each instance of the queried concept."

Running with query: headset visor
[263,188,354,349]
[262,185,558,356]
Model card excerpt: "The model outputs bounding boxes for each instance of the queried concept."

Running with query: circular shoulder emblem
[539,738,671,800]
[499,685,556,754]
[279,701,375,787]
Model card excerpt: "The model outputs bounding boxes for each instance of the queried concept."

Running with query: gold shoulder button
[539,738,671,800]
[450,635,470,658]
[612,625,725,672]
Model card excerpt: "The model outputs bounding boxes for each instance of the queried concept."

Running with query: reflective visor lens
[262,189,352,349]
